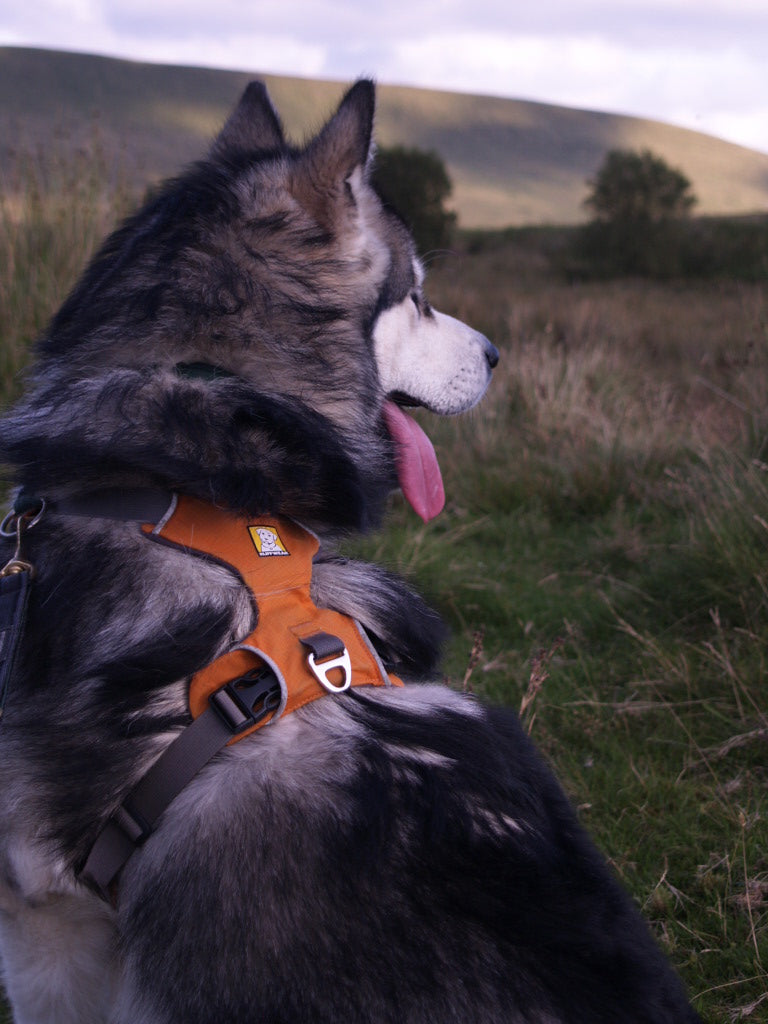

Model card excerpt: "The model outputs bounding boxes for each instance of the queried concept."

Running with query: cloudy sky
[3,1,767,154]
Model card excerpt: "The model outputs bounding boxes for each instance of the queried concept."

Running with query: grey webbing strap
[80,669,281,899]
[14,488,174,524]
[79,709,232,896]
[50,488,174,522]
[299,631,345,661]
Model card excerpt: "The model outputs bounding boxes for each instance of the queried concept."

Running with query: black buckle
[209,667,281,734]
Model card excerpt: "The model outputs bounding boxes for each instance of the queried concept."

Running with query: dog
[0,80,702,1023]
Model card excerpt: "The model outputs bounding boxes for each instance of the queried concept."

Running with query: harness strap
[15,487,174,523]
[79,666,281,898]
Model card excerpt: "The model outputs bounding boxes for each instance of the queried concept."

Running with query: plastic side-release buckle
[300,631,352,693]
[209,667,282,733]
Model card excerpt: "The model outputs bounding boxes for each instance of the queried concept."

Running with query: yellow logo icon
[248,525,290,557]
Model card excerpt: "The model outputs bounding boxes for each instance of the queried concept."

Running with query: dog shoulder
[311,555,447,677]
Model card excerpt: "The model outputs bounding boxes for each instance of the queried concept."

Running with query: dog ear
[291,79,375,226]
[211,80,285,158]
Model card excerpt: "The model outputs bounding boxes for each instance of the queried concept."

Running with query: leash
[0,500,44,722]
[3,489,401,900]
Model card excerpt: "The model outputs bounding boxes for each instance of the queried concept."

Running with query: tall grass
[0,132,135,400]
[1,156,767,1022]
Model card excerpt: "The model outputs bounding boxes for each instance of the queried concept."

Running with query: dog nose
[483,338,499,370]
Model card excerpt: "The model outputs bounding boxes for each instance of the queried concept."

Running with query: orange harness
[144,495,402,741]
[81,493,402,898]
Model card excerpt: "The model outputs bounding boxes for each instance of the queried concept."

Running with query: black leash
[0,500,44,722]
[15,487,174,523]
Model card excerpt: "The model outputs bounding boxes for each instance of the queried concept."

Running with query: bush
[568,215,768,282]
[573,148,699,279]
[585,148,696,224]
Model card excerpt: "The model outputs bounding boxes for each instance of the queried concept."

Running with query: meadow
[1,143,766,1022]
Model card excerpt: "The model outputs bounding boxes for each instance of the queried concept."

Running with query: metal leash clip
[0,499,45,578]
[0,498,44,720]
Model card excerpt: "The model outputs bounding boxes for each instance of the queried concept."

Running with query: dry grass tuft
[0,135,135,400]
[520,637,565,733]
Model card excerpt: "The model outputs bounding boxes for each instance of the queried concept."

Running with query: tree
[585,148,697,224]
[371,146,457,254]
[576,148,698,277]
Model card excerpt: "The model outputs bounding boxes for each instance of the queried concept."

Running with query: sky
[2,1,767,155]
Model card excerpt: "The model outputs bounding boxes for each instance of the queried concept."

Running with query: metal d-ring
[0,498,46,538]
[307,648,352,693]
[0,511,18,539]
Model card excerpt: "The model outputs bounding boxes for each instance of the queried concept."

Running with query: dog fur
[0,80,702,1023]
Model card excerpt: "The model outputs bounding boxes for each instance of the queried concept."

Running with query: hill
[2,45,768,227]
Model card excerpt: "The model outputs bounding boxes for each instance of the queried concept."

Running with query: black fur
[0,80,702,1023]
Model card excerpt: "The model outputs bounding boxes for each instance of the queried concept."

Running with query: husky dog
[0,81,701,1024]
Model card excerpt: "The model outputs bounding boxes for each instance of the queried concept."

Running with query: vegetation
[570,212,768,282]
[585,148,697,224]
[575,147,695,278]
[1,146,767,1024]
[466,217,768,283]
[0,137,134,405]
[372,145,456,254]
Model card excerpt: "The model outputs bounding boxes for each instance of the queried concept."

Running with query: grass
[1,152,767,1022]
[0,132,134,407]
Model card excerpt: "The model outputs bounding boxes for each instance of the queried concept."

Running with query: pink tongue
[382,400,445,522]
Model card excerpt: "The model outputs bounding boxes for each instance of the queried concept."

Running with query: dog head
[207,78,498,522]
[7,80,496,531]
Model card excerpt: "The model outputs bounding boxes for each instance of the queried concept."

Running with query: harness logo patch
[249,525,290,557]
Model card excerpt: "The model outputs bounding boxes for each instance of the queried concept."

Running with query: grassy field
[1,146,767,1022]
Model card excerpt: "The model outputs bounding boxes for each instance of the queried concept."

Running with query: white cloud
[378,30,768,152]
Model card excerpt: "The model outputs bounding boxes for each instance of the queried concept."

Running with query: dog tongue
[382,400,445,522]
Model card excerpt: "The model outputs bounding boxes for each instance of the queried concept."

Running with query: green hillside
[2,45,768,226]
